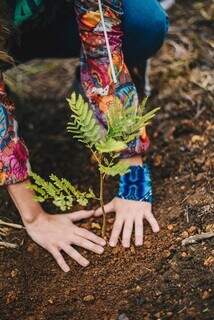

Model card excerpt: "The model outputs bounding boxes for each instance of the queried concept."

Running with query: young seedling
[29,93,159,237]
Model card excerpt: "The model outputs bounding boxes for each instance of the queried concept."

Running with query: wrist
[117,163,153,203]
[21,207,46,226]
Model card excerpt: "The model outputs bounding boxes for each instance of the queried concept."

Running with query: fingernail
[109,241,116,247]
[64,266,70,273]
[98,247,104,254]
[136,241,143,247]
[123,242,130,248]
[101,239,106,246]
[83,261,90,267]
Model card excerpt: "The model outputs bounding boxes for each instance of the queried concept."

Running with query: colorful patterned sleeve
[0,74,29,186]
[75,0,150,157]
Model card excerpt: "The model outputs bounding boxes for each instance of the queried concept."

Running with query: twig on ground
[0,241,19,249]
[178,307,187,314]
[0,228,8,236]
[0,219,23,229]
[194,106,206,119]
[183,205,190,223]
[182,232,214,246]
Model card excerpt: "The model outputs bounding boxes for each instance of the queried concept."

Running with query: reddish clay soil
[0,1,213,319]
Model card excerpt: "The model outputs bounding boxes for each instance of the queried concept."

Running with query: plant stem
[100,172,106,238]
[0,219,23,229]
[90,148,102,165]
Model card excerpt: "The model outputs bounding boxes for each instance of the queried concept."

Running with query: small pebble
[163,250,171,258]
[130,246,136,254]
[11,269,18,278]
[134,285,142,293]
[91,222,101,230]
[154,312,161,318]
[204,256,214,267]
[48,298,54,304]
[83,295,95,302]
[181,231,189,239]
[187,226,197,235]
[26,243,37,254]
[118,313,129,320]
[201,291,210,300]
[167,224,174,231]
[181,252,188,257]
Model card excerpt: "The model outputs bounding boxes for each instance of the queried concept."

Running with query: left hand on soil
[95,198,160,247]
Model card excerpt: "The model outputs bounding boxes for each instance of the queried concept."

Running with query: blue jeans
[122,0,169,65]
[15,0,169,66]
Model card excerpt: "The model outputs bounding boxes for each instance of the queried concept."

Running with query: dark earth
[0,1,214,319]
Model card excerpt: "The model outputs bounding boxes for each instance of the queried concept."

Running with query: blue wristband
[117,164,153,203]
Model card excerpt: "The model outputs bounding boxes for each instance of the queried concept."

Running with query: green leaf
[67,93,104,147]
[96,138,127,153]
[99,161,130,177]
[105,96,160,145]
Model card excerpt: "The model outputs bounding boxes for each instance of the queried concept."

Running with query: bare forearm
[7,180,44,225]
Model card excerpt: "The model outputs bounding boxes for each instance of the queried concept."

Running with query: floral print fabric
[75,0,150,156]
[0,79,29,185]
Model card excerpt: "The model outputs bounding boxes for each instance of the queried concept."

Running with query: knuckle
[91,244,98,250]
[79,227,86,235]
[114,227,121,232]
[55,254,63,262]
[75,238,83,246]
[145,211,153,218]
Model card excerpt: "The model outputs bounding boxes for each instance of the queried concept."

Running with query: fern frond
[95,138,127,153]
[106,97,160,144]
[138,96,149,115]
[29,172,95,211]
[67,92,104,147]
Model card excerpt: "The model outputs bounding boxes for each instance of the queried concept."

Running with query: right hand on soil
[24,210,106,272]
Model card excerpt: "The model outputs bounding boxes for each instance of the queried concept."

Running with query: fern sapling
[29,92,159,237]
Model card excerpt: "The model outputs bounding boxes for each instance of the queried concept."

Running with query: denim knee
[122,0,169,65]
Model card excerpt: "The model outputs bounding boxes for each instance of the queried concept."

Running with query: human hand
[95,197,160,248]
[25,210,106,272]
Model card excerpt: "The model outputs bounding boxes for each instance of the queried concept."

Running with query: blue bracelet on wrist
[116,164,153,203]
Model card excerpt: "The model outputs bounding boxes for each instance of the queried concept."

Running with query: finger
[75,228,106,246]
[122,218,134,248]
[145,213,160,233]
[94,201,114,217]
[135,216,143,246]
[50,247,70,273]
[62,245,89,267]
[73,236,104,255]
[109,217,124,247]
[69,210,94,222]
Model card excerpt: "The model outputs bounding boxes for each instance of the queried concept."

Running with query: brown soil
[0,1,213,319]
